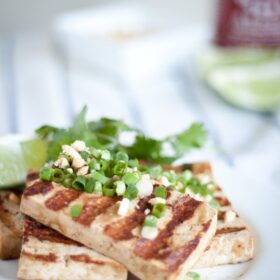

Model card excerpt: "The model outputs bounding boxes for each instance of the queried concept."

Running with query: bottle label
[216,0,280,46]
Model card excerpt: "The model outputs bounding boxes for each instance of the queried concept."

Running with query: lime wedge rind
[197,47,280,112]
[0,134,47,189]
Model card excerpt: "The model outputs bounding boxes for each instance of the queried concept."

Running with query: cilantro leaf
[35,125,58,138]
[70,106,88,136]
[36,107,207,164]
[127,135,176,164]
[169,123,207,158]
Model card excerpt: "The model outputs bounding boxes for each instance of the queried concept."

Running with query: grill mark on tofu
[45,188,81,211]
[218,211,226,220]
[26,170,39,184]
[216,227,246,235]
[23,218,82,246]
[24,181,53,197]
[76,196,119,226]
[134,197,202,260]
[21,251,57,262]
[214,196,231,207]
[164,220,211,272]
[104,196,151,241]
[69,254,105,265]
[217,211,239,220]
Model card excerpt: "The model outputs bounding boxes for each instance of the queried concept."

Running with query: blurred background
[0,0,280,189]
[0,0,212,32]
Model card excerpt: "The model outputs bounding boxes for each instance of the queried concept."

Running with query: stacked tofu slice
[18,163,254,280]
[175,163,254,268]
[0,191,23,259]
[17,217,127,280]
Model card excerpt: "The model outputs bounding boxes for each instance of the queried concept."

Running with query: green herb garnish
[115,181,126,196]
[149,165,163,179]
[40,166,53,181]
[113,161,127,175]
[154,186,167,199]
[185,272,200,280]
[63,173,75,188]
[144,215,157,227]
[152,203,167,218]
[70,204,83,218]
[128,159,138,168]
[115,151,129,162]
[36,106,207,165]
[52,168,65,183]
[72,176,86,190]
[92,171,108,184]
[122,173,139,186]
[124,185,138,200]
[80,151,89,160]
[94,181,102,194]
[102,182,116,197]
[84,178,95,193]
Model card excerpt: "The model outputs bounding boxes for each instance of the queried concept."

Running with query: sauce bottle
[215,0,280,47]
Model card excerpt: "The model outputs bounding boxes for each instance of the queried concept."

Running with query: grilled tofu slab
[21,175,217,280]
[17,217,127,280]
[176,163,254,267]
[0,190,23,259]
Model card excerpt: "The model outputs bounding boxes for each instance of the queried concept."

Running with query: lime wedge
[197,48,280,112]
[0,135,47,189]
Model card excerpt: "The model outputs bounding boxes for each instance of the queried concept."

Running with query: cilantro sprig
[36,106,207,164]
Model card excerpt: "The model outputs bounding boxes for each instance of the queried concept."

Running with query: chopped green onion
[183,170,192,180]
[152,203,167,218]
[185,272,200,280]
[102,183,116,197]
[52,168,65,183]
[124,185,138,200]
[100,159,110,173]
[80,151,89,161]
[94,181,102,194]
[72,176,86,190]
[100,150,111,160]
[141,226,158,239]
[40,167,53,181]
[90,148,100,158]
[63,173,75,188]
[66,168,73,174]
[144,215,157,227]
[115,181,126,196]
[115,151,129,162]
[188,177,210,196]
[154,186,167,199]
[70,204,83,218]
[84,178,95,193]
[128,159,138,168]
[149,166,162,179]
[166,170,177,184]
[122,173,139,186]
[89,158,100,171]
[113,161,127,175]
[92,171,108,184]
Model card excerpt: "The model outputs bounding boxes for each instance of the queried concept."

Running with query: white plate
[1,160,278,280]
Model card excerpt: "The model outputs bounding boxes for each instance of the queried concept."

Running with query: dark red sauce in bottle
[215,0,280,47]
